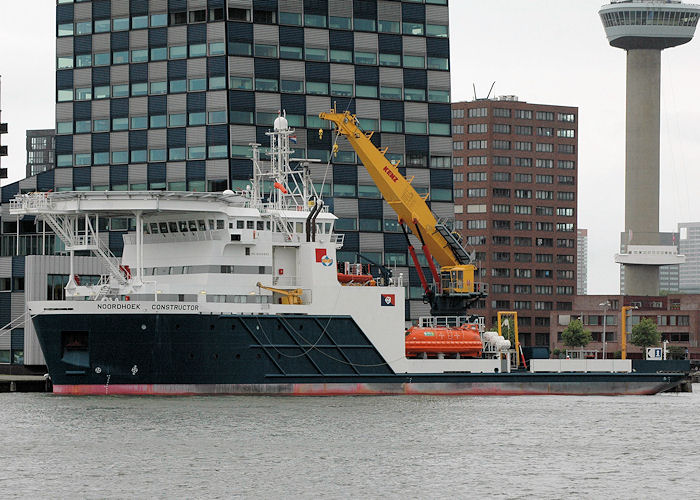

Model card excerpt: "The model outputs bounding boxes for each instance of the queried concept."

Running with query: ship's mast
[251,111,319,211]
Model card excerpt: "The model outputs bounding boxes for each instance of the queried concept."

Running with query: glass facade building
[38,0,454,319]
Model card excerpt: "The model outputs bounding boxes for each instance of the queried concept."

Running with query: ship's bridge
[600,0,700,49]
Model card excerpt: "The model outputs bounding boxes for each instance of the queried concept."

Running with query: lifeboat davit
[337,262,376,285]
[405,324,483,358]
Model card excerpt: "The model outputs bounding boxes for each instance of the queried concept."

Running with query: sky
[1,0,700,294]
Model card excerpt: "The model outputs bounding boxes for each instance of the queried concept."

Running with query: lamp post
[599,301,610,359]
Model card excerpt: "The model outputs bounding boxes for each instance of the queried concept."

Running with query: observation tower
[600,0,699,295]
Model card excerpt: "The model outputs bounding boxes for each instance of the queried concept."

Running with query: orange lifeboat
[405,324,483,358]
[337,273,375,284]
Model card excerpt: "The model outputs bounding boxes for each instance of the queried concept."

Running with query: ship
[10,111,688,396]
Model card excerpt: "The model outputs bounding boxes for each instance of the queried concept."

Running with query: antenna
[486,81,496,100]
[472,83,477,101]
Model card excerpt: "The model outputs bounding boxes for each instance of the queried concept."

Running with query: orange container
[405,325,483,358]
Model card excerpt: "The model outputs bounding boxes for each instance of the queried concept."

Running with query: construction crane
[319,109,487,316]
[256,282,303,305]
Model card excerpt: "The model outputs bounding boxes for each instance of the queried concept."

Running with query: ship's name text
[96,303,200,311]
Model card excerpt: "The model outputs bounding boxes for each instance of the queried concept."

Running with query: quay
[0,366,52,393]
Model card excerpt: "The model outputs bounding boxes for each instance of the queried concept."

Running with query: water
[1,389,698,499]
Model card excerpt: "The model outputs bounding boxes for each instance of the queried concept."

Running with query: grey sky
[1,0,699,295]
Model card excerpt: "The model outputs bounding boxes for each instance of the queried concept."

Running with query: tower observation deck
[599,1,699,295]
[601,0,700,49]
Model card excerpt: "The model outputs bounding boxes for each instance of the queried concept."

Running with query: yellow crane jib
[256,282,304,305]
[319,110,480,299]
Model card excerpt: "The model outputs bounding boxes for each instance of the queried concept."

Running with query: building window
[558,129,575,138]
[558,144,575,154]
[558,113,575,122]
[556,160,575,171]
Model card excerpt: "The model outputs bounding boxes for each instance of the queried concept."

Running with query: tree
[561,319,592,357]
[666,345,687,361]
[630,318,661,358]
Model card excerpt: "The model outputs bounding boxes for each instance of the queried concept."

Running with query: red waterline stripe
[52,384,659,396]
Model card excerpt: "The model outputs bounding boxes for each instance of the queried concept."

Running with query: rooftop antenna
[472,83,477,101]
[486,81,496,100]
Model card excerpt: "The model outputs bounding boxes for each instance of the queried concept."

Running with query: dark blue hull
[32,313,687,395]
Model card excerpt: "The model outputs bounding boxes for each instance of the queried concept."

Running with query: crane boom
[320,110,487,316]
[320,110,460,267]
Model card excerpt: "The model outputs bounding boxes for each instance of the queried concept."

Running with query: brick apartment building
[451,97,578,347]
[549,294,699,359]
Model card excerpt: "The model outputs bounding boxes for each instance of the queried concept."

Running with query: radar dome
[274,115,289,131]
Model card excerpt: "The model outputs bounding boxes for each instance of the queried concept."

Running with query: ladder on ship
[434,219,472,265]
[10,193,126,285]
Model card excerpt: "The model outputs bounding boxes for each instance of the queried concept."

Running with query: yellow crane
[256,282,303,305]
[319,109,487,316]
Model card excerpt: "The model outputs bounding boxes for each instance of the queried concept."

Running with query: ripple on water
[0,389,698,498]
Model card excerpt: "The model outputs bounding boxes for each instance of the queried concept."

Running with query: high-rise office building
[26,130,56,178]
[0,76,8,180]
[44,0,454,318]
[577,228,587,295]
[452,97,578,347]
[679,222,700,292]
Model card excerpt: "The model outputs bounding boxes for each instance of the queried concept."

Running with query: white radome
[273,115,289,131]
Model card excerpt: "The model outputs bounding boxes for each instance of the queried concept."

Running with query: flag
[290,135,297,144]
[381,294,395,307]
